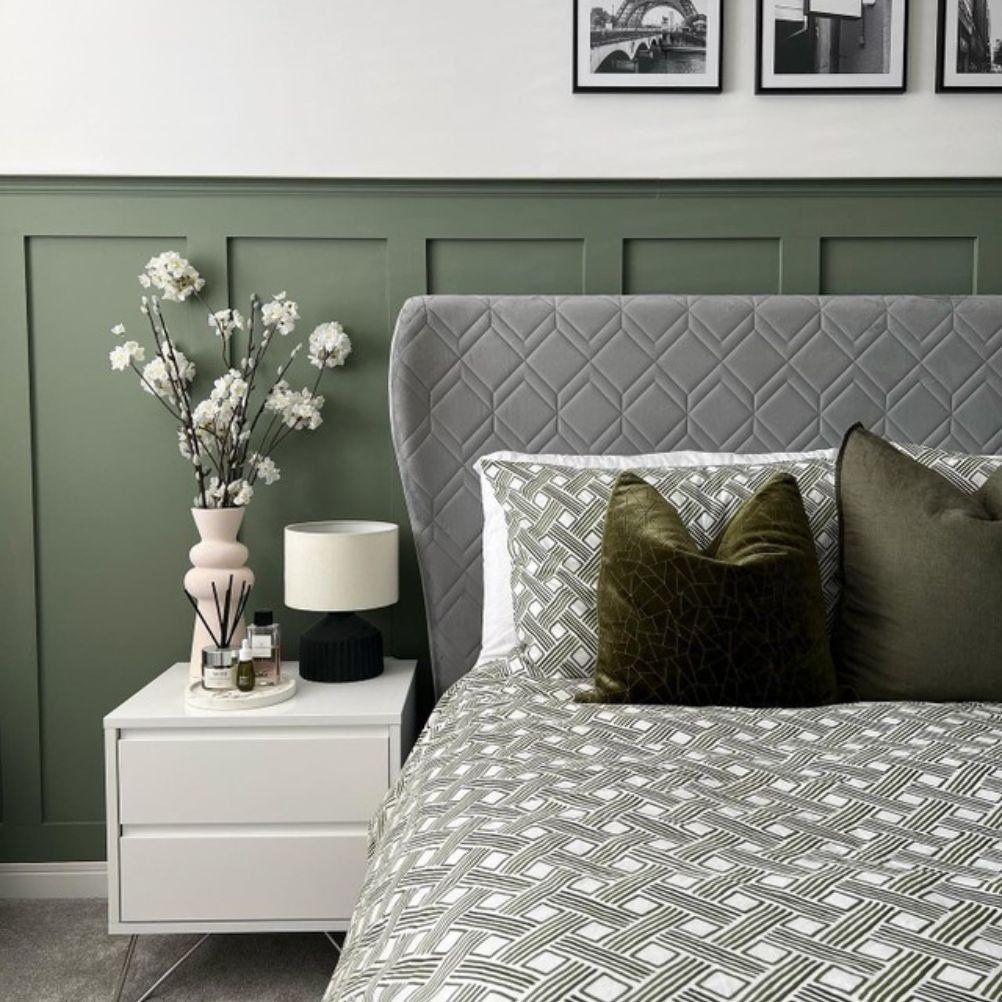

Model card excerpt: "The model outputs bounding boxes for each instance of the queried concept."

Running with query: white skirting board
[0,861,107,899]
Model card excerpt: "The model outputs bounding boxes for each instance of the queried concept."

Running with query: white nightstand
[104,659,417,937]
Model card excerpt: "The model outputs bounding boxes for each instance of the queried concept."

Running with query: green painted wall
[1,177,1001,863]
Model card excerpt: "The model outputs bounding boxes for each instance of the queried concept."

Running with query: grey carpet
[0,899,339,1002]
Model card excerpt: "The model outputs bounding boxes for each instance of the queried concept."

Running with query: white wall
[0,1,998,179]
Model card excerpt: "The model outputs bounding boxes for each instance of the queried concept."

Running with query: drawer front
[119,831,368,923]
[119,729,388,825]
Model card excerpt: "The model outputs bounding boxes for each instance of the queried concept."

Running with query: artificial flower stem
[265,361,326,456]
[137,306,208,507]
[151,296,206,501]
[128,363,183,422]
[144,302,209,506]
[111,252,351,510]
[236,339,298,471]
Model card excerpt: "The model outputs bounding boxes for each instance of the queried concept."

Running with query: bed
[325,296,1002,1001]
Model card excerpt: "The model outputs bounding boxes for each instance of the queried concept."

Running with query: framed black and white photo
[757,1,909,94]
[937,0,1002,91]
[573,1,723,93]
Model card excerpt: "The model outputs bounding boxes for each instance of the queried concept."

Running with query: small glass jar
[202,646,237,691]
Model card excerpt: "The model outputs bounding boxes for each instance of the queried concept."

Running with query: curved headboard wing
[390,295,1002,696]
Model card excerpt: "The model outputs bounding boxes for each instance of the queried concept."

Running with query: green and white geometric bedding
[325,653,1002,1001]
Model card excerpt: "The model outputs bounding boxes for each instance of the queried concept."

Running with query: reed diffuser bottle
[185,574,253,692]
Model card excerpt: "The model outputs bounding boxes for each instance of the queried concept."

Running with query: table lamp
[284,521,398,682]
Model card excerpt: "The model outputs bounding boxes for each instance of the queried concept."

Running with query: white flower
[212,369,248,403]
[308,321,352,370]
[261,292,299,336]
[178,429,204,466]
[193,405,226,436]
[209,308,245,340]
[111,323,127,337]
[141,348,195,398]
[139,251,205,303]
[204,477,228,506]
[142,358,171,395]
[109,340,145,371]
[189,369,248,445]
[174,350,196,383]
[192,398,222,432]
[254,455,281,485]
[264,380,324,431]
[230,480,254,506]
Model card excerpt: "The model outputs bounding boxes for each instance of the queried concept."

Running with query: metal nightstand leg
[323,931,343,957]
[111,931,343,1002]
[112,933,210,1002]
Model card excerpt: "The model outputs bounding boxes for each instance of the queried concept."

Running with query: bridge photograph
[574,0,723,92]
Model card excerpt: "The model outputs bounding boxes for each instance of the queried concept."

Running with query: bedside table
[104,659,417,936]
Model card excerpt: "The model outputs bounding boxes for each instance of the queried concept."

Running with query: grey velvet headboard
[390,295,1002,696]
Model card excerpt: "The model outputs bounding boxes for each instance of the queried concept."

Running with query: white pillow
[474,448,838,660]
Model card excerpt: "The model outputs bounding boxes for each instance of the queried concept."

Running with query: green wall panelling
[0,233,40,847]
[28,237,202,829]
[226,238,398,658]
[976,234,1002,293]
[623,238,781,294]
[0,177,1000,862]
[820,237,977,295]
[427,239,585,295]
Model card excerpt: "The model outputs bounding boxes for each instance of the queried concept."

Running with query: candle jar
[201,646,238,691]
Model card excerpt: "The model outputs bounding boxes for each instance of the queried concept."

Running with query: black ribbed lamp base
[299,612,384,683]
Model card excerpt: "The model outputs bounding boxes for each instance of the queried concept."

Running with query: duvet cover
[325,653,1002,1001]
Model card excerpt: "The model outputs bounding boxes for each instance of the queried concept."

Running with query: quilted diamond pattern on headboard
[390,295,1002,696]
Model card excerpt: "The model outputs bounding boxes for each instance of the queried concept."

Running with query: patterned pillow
[481,445,1002,680]
[480,457,839,679]
[895,443,1002,491]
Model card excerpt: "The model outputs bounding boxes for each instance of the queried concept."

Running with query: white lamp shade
[284,521,399,612]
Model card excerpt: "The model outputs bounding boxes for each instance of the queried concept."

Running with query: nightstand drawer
[119,728,388,825]
[119,830,368,922]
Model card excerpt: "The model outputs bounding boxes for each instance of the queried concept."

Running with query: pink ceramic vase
[184,507,255,681]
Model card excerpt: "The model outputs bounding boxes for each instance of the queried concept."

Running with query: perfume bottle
[248,610,281,686]
[202,646,237,691]
[237,639,256,692]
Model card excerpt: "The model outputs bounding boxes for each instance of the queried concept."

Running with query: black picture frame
[756,0,909,95]
[936,0,1002,92]
[573,1,724,94]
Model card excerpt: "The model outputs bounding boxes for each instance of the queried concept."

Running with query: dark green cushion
[576,471,838,707]
[836,425,1002,701]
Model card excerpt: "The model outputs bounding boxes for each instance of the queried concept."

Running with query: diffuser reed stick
[186,575,253,652]
[230,583,252,644]
[183,590,221,649]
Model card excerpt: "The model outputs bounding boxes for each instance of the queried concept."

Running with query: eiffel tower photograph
[574,0,723,92]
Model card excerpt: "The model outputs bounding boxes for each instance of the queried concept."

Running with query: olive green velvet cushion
[576,471,838,707]
[836,425,1002,701]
